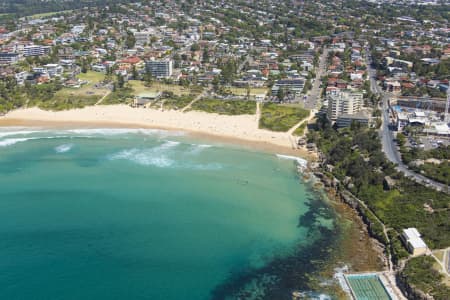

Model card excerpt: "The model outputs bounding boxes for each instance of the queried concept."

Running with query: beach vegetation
[128,80,193,96]
[162,95,195,110]
[400,256,450,300]
[309,116,450,251]
[259,103,309,132]
[189,99,256,115]
[293,122,307,136]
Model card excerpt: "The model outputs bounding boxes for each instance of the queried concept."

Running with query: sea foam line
[0,130,42,138]
[0,137,38,147]
[66,128,184,137]
[276,154,308,169]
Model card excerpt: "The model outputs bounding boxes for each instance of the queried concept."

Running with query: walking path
[95,90,111,106]
[255,101,261,124]
[180,87,210,112]
[286,110,316,149]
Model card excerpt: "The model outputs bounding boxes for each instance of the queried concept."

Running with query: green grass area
[28,10,73,19]
[36,93,99,110]
[346,274,391,300]
[293,122,307,136]
[128,80,193,96]
[28,72,110,110]
[225,87,268,96]
[163,95,194,110]
[100,89,131,105]
[190,99,256,115]
[259,103,309,132]
[401,256,450,300]
[77,71,105,84]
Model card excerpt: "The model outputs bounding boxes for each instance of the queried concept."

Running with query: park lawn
[77,71,105,85]
[190,99,256,115]
[226,87,268,96]
[28,10,73,19]
[259,103,309,132]
[34,72,109,110]
[128,80,192,96]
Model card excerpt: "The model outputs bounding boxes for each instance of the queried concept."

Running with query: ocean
[0,127,338,300]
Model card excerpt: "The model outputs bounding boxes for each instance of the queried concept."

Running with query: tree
[125,32,135,49]
[143,69,153,86]
[131,65,139,80]
[190,43,200,52]
[117,74,124,89]
[277,88,286,101]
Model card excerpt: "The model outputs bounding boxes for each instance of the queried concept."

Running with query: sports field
[346,274,392,300]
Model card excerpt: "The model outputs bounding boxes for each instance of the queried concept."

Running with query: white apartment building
[145,59,173,79]
[134,31,151,46]
[327,90,363,120]
[24,45,51,57]
[0,52,19,65]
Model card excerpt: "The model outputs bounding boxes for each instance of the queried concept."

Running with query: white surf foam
[109,148,174,168]
[0,130,41,138]
[108,141,223,170]
[108,141,180,168]
[66,128,183,137]
[188,143,213,155]
[0,137,37,147]
[55,144,74,153]
[276,154,308,169]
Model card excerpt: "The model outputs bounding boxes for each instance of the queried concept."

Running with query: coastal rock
[397,273,434,300]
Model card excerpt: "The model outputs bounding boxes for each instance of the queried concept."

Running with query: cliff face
[396,273,433,300]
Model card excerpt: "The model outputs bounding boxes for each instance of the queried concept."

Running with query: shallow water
[0,127,337,300]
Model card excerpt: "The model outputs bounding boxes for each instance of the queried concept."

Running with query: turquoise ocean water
[0,127,337,300]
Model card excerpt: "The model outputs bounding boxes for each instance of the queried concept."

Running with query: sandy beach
[0,105,314,157]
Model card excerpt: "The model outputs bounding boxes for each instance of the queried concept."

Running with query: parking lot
[405,135,449,151]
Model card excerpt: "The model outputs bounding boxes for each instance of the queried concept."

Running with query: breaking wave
[108,141,180,168]
[66,128,183,137]
[0,138,37,147]
[276,154,308,169]
[55,144,74,153]
[189,143,213,154]
[0,130,41,138]
[108,141,222,170]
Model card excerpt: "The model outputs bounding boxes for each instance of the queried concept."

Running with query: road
[303,48,328,109]
[366,51,449,193]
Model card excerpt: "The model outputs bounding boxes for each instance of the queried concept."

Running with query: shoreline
[0,105,315,158]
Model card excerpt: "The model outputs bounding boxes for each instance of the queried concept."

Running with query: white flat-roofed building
[145,59,173,79]
[24,45,51,57]
[271,78,305,96]
[44,64,63,77]
[0,52,19,65]
[134,31,151,46]
[327,90,363,121]
[401,228,428,256]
